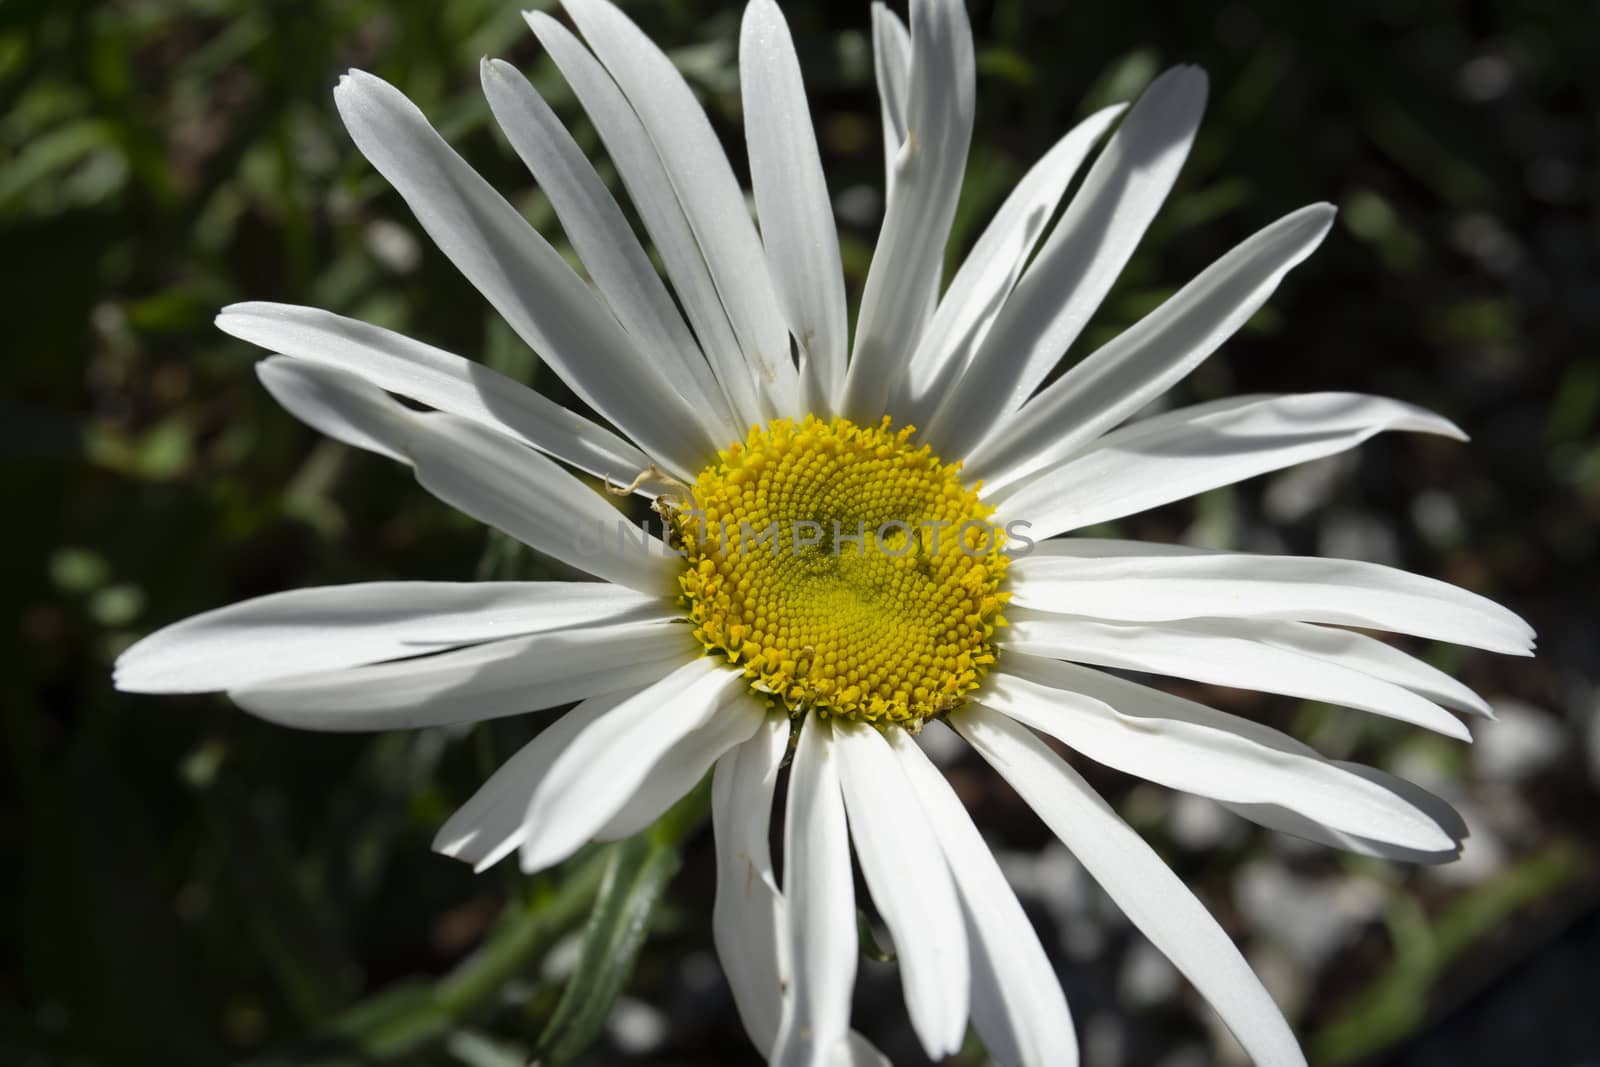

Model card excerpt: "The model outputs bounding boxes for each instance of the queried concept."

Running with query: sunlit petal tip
[1142,64,1209,141]
[1121,66,1209,141]
[1003,610,1477,741]
[1227,759,1469,865]
[1425,412,1471,442]
[1290,201,1339,242]
[986,655,1461,853]
[213,302,257,328]
[333,67,379,98]
[431,826,475,860]
[1157,61,1210,97]
[515,843,545,874]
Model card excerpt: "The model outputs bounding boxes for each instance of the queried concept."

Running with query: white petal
[994,392,1468,540]
[255,359,679,593]
[895,106,1126,427]
[984,654,1457,852]
[526,11,763,429]
[712,711,792,1052]
[1223,760,1467,864]
[1244,620,1493,717]
[221,304,650,486]
[835,721,969,1058]
[560,0,799,418]
[404,411,679,596]
[1007,537,1535,655]
[433,688,629,870]
[228,619,692,731]
[741,0,848,412]
[595,689,764,840]
[332,69,714,473]
[1014,602,1492,718]
[518,658,744,872]
[842,0,975,422]
[256,356,412,462]
[114,580,657,693]
[1005,610,1471,739]
[711,719,893,1067]
[968,203,1338,491]
[890,729,1078,1067]
[870,3,911,180]
[478,59,737,442]
[952,705,1307,1067]
[926,66,1209,457]
[772,714,856,1067]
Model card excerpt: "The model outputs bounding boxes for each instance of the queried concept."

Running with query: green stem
[241,778,714,1067]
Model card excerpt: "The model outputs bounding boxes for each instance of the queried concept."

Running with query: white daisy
[114,1,1535,1065]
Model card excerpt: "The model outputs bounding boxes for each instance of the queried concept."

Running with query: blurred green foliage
[3,0,1596,1065]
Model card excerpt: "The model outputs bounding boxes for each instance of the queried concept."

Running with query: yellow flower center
[672,415,1008,725]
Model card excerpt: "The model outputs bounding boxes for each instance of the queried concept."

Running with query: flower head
[115,1,1534,1064]
[676,414,1010,724]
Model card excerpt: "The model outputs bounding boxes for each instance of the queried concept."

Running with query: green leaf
[532,834,683,1063]
[329,980,452,1060]
[244,785,712,1067]
[1309,839,1586,1064]
[245,849,612,1067]
[447,1029,530,1067]
[857,909,896,963]
[48,547,110,593]
[475,527,532,581]
[0,117,120,214]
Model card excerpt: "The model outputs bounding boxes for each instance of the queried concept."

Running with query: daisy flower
[114,1,1535,1065]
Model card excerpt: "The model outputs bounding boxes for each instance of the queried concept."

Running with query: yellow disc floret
[672,415,1008,725]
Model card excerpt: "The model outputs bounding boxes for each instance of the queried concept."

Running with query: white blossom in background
[115,1,1534,1064]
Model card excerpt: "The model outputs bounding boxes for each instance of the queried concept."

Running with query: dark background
[3,0,1597,1064]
